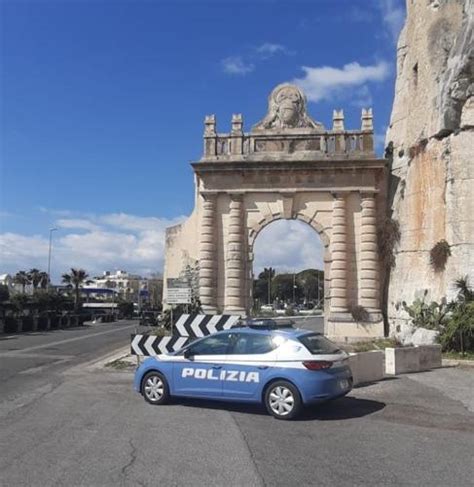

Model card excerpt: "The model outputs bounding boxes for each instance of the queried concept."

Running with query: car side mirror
[184,348,193,359]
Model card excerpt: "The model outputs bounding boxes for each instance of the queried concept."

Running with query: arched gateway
[163,84,387,340]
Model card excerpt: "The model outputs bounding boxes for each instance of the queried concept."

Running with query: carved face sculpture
[274,86,303,127]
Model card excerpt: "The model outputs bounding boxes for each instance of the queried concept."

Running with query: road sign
[167,287,192,304]
[166,278,189,289]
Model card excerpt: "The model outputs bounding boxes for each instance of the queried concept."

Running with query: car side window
[229,333,276,355]
[187,334,231,356]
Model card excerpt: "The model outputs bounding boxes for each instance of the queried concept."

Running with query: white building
[84,270,144,297]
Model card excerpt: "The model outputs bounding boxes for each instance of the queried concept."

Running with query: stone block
[348,351,385,386]
[385,345,442,375]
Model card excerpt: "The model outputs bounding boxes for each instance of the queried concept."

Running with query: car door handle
[258,366,269,370]
[212,365,222,369]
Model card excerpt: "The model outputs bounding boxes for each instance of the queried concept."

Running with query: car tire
[141,371,170,406]
[264,380,302,420]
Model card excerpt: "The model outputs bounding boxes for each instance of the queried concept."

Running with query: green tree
[62,268,90,311]
[271,273,302,303]
[13,271,30,294]
[0,284,10,304]
[28,268,43,292]
[297,269,324,305]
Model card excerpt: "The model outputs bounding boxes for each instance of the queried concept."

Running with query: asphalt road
[1,321,473,486]
[0,320,138,408]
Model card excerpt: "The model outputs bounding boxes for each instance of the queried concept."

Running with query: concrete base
[348,351,385,386]
[325,318,384,342]
[385,345,442,375]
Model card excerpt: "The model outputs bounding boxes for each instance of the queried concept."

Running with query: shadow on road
[171,395,385,421]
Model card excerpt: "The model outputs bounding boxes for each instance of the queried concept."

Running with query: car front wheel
[264,381,302,420]
[141,371,170,405]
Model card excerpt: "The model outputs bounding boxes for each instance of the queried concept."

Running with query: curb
[442,358,474,367]
[83,346,134,371]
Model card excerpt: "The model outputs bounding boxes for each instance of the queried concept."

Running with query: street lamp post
[47,228,58,289]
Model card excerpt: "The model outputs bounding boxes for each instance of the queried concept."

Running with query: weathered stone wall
[386,0,474,332]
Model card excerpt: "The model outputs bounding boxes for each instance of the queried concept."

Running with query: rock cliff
[386,0,473,333]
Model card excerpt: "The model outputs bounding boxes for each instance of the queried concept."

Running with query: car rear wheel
[265,381,302,420]
[141,371,170,405]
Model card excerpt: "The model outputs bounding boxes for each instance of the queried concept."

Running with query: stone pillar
[224,193,245,315]
[330,193,348,314]
[199,194,218,313]
[359,193,380,311]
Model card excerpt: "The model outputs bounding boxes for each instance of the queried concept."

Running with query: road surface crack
[229,413,266,486]
[121,439,139,480]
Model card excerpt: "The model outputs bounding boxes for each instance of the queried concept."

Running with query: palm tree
[13,271,31,294]
[39,272,49,289]
[28,268,42,292]
[62,268,90,311]
[453,276,473,303]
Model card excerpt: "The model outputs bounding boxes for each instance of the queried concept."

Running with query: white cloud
[221,56,254,75]
[253,220,324,275]
[0,211,185,282]
[256,43,288,58]
[379,0,405,44]
[293,60,390,104]
[57,218,100,231]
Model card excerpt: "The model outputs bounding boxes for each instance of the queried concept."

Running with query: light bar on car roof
[233,318,295,329]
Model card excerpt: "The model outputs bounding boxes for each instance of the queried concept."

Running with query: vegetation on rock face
[349,305,370,323]
[403,277,474,354]
[430,239,451,272]
[377,217,401,270]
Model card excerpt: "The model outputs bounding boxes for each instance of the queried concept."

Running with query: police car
[133,320,353,420]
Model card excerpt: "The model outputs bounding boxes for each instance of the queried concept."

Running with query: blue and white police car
[134,320,353,420]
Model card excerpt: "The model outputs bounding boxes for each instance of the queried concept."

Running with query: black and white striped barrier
[174,313,240,338]
[131,334,191,356]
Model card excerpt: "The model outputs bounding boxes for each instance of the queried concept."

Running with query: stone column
[199,194,217,313]
[224,193,246,315]
[330,193,348,314]
[359,193,380,311]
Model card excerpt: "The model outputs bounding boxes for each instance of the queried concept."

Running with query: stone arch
[246,212,331,316]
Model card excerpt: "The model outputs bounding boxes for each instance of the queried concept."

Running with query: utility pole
[293,272,296,304]
[267,270,271,305]
[47,228,58,289]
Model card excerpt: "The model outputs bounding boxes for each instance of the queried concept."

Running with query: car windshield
[298,333,341,355]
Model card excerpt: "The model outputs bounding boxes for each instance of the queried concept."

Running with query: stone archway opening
[251,219,325,315]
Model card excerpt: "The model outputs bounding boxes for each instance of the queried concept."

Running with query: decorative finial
[332,109,345,131]
[204,114,216,136]
[361,108,373,131]
[231,113,243,134]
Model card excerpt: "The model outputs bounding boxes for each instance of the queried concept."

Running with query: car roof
[216,326,316,339]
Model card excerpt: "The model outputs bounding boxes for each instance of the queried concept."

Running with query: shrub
[285,306,295,316]
[402,294,449,330]
[349,305,370,322]
[377,217,401,270]
[441,302,474,354]
[430,240,451,272]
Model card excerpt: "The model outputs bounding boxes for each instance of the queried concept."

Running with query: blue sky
[0,0,405,280]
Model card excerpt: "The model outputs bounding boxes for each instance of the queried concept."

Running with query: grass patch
[105,358,135,370]
[442,351,474,361]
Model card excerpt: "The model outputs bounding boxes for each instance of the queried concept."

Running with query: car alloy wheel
[269,386,294,416]
[265,380,302,420]
[141,371,169,405]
